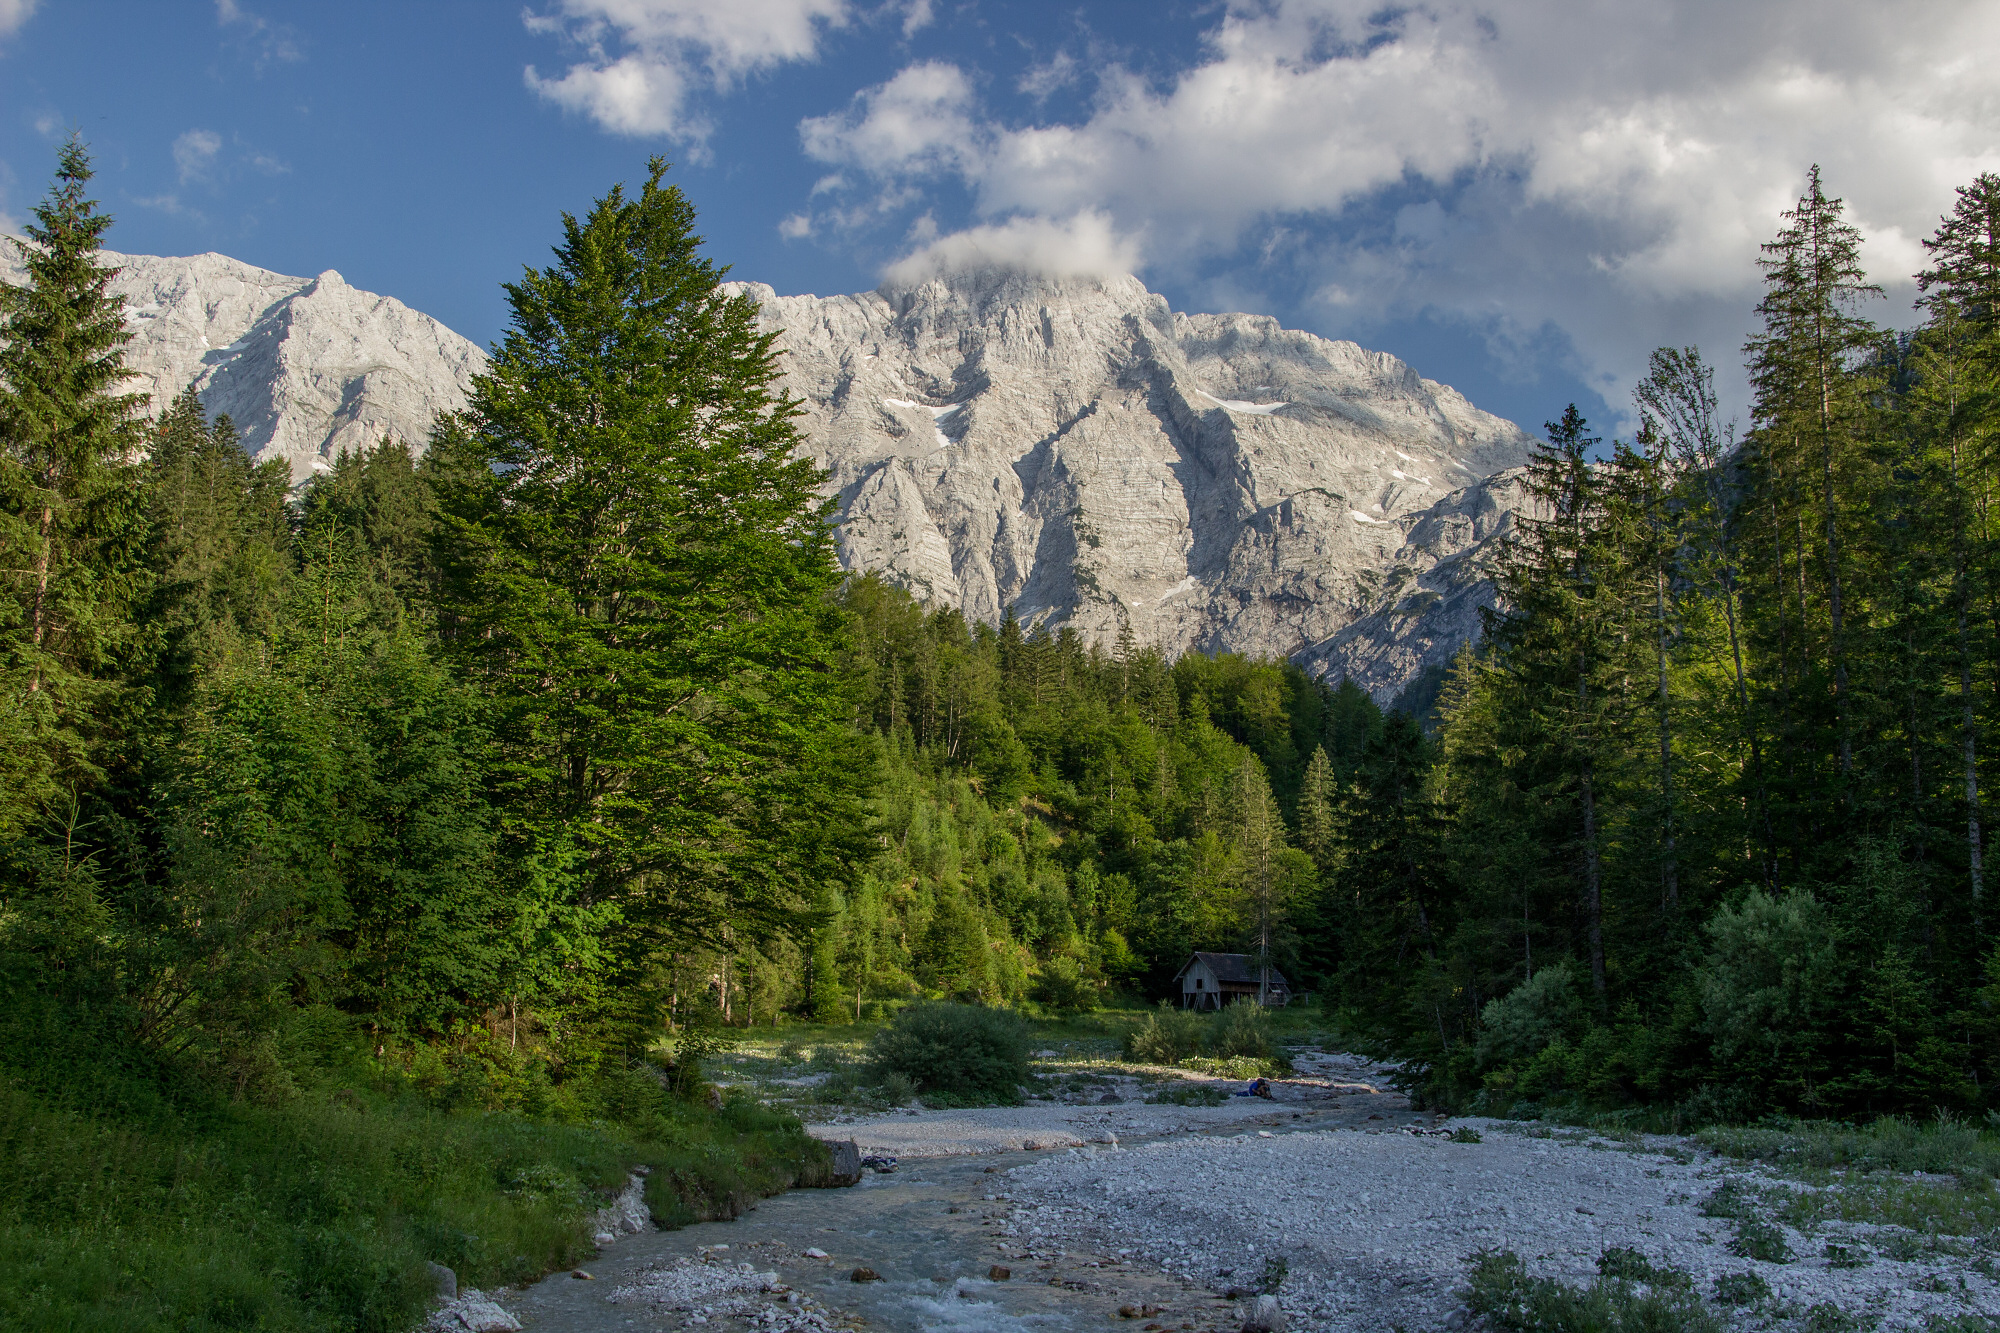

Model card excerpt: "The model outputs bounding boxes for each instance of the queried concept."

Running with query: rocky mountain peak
[2,241,486,483]
[732,265,1539,699]
[2,240,1536,698]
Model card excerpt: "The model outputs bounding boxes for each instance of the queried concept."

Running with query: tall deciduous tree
[0,137,148,835]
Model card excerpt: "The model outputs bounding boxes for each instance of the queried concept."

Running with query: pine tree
[0,137,148,834]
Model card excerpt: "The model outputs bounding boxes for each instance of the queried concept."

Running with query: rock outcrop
[3,244,485,483]
[733,268,1539,699]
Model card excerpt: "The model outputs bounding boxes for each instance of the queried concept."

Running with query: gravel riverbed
[438,1052,2000,1332]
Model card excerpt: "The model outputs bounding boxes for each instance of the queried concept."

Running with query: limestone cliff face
[732,268,1539,700]
[3,245,486,483]
[4,241,1536,699]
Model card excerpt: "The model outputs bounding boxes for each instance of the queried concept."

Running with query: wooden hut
[1173,952,1291,1010]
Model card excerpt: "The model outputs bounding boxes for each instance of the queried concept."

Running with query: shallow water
[497,1120,1403,1333]
[495,1060,1421,1333]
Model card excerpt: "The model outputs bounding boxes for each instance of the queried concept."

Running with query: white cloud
[800,61,981,176]
[214,0,300,63]
[525,0,852,141]
[881,210,1143,286]
[0,0,38,40]
[807,0,2000,417]
[173,129,222,184]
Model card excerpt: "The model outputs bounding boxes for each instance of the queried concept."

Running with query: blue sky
[3,0,1996,437]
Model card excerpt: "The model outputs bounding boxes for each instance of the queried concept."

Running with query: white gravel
[811,1051,1402,1158]
[609,1255,835,1332]
[992,1119,2000,1330]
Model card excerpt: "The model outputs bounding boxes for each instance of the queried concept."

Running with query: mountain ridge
[3,242,1537,699]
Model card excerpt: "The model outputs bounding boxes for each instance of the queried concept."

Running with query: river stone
[1242,1294,1286,1332]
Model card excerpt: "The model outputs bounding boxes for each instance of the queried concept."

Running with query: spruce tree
[1743,165,1881,783]
[435,159,870,1016]
[0,137,148,834]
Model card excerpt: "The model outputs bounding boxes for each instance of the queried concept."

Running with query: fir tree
[434,159,871,1023]
[0,137,148,834]
[1743,165,1882,782]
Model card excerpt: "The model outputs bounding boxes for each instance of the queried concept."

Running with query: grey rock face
[732,268,1539,700]
[3,237,1536,698]
[3,243,485,483]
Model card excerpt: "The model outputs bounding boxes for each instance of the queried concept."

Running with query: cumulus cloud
[881,211,1143,285]
[0,0,38,40]
[806,0,2000,415]
[800,61,982,176]
[173,129,222,184]
[526,0,852,141]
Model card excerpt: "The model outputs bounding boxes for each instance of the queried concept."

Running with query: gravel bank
[998,1119,2000,1330]
[809,1051,1407,1158]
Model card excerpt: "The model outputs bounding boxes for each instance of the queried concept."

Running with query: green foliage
[0,137,148,837]
[433,156,871,1036]
[1594,1249,1691,1291]
[1213,998,1276,1060]
[1699,1115,2000,1181]
[1711,1272,1770,1306]
[1124,1002,1208,1064]
[1726,1218,1793,1263]
[864,1002,1031,1104]
[1463,1249,1723,1333]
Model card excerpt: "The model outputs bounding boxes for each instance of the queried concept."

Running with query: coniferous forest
[7,132,2000,1324]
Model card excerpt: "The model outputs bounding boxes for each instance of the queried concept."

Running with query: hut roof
[1175,951,1290,988]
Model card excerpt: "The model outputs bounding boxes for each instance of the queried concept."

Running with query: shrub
[1696,889,1840,1105]
[1147,1082,1228,1106]
[865,1002,1030,1104]
[1213,999,1274,1060]
[1727,1218,1793,1263]
[1033,955,1100,1014]
[1124,1002,1207,1064]
[1712,1271,1770,1306]
[1595,1247,1690,1290]
[1463,1250,1722,1333]
[1476,963,1585,1068]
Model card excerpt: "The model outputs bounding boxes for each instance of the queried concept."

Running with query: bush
[1124,1002,1207,1064]
[1697,889,1841,1106]
[1712,1271,1770,1306]
[1213,999,1274,1060]
[1476,963,1585,1068]
[1699,1113,2000,1182]
[1727,1218,1793,1263]
[1595,1247,1692,1290]
[1463,1250,1722,1333]
[865,1002,1030,1104]
[1146,1082,1229,1106]
[1032,955,1100,1014]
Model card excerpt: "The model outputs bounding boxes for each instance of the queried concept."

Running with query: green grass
[1698,1116,2000,1181]
[0,1008,829,1333]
